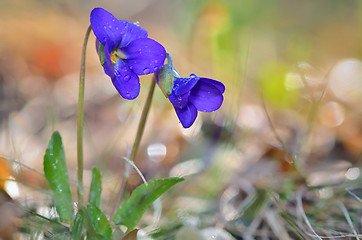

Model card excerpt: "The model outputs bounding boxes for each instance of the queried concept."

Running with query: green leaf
[76,206,104,240]
[87,204,112,239]
[89,167,102,208]
[72,211,84,240]
[113,177,184,231]
[43,131,74,222]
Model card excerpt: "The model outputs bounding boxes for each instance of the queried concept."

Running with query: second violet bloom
[90,8,166,100]
[156,56,225,128]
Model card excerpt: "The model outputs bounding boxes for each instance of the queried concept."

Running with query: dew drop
[124,75,130,81]
[109,25,112,29]
[129,66,133,70]
[153,66,158,71]
[177,96,183,105]
[143,68,150,74]
[103,26,107,30]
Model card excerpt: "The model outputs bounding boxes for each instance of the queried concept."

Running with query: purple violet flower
[90,8,166,99]
[156,64,225,128]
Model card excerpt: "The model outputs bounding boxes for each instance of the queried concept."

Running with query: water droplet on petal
[143,68,150,74]
[124,75,130,81]
[154,59,158,63]
[124,91,131,98]
[103,26,107,30]
[109,25,112,29]
[153,67,158,71]
[129,66,133,70]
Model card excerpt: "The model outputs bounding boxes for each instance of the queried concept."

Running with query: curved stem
[129,76,156,162]
[111,76,156,219]
[77,25,92,204]
[166,52,173,66]
[261,96,306,180]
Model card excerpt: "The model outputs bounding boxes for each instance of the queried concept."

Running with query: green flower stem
[111,76,156,219]
[129,76,156,162]
[77,25,92,204]
[166,53,173,66]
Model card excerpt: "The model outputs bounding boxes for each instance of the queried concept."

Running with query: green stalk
[77,25,92,204]
[129,76,156,162]
[111,76,156,219]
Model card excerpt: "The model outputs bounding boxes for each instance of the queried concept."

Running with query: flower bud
[155,64,180,97]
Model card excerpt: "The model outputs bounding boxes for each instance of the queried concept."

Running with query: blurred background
[0,0,361,239]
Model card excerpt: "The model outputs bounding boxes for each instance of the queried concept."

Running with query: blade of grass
[261,96,306,179]
[0,155,43,176]
[296,192,322,240]
[29,211,69,229]
[338,203,360,240]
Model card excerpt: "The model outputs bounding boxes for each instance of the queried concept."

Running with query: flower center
[110,49,127,65]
